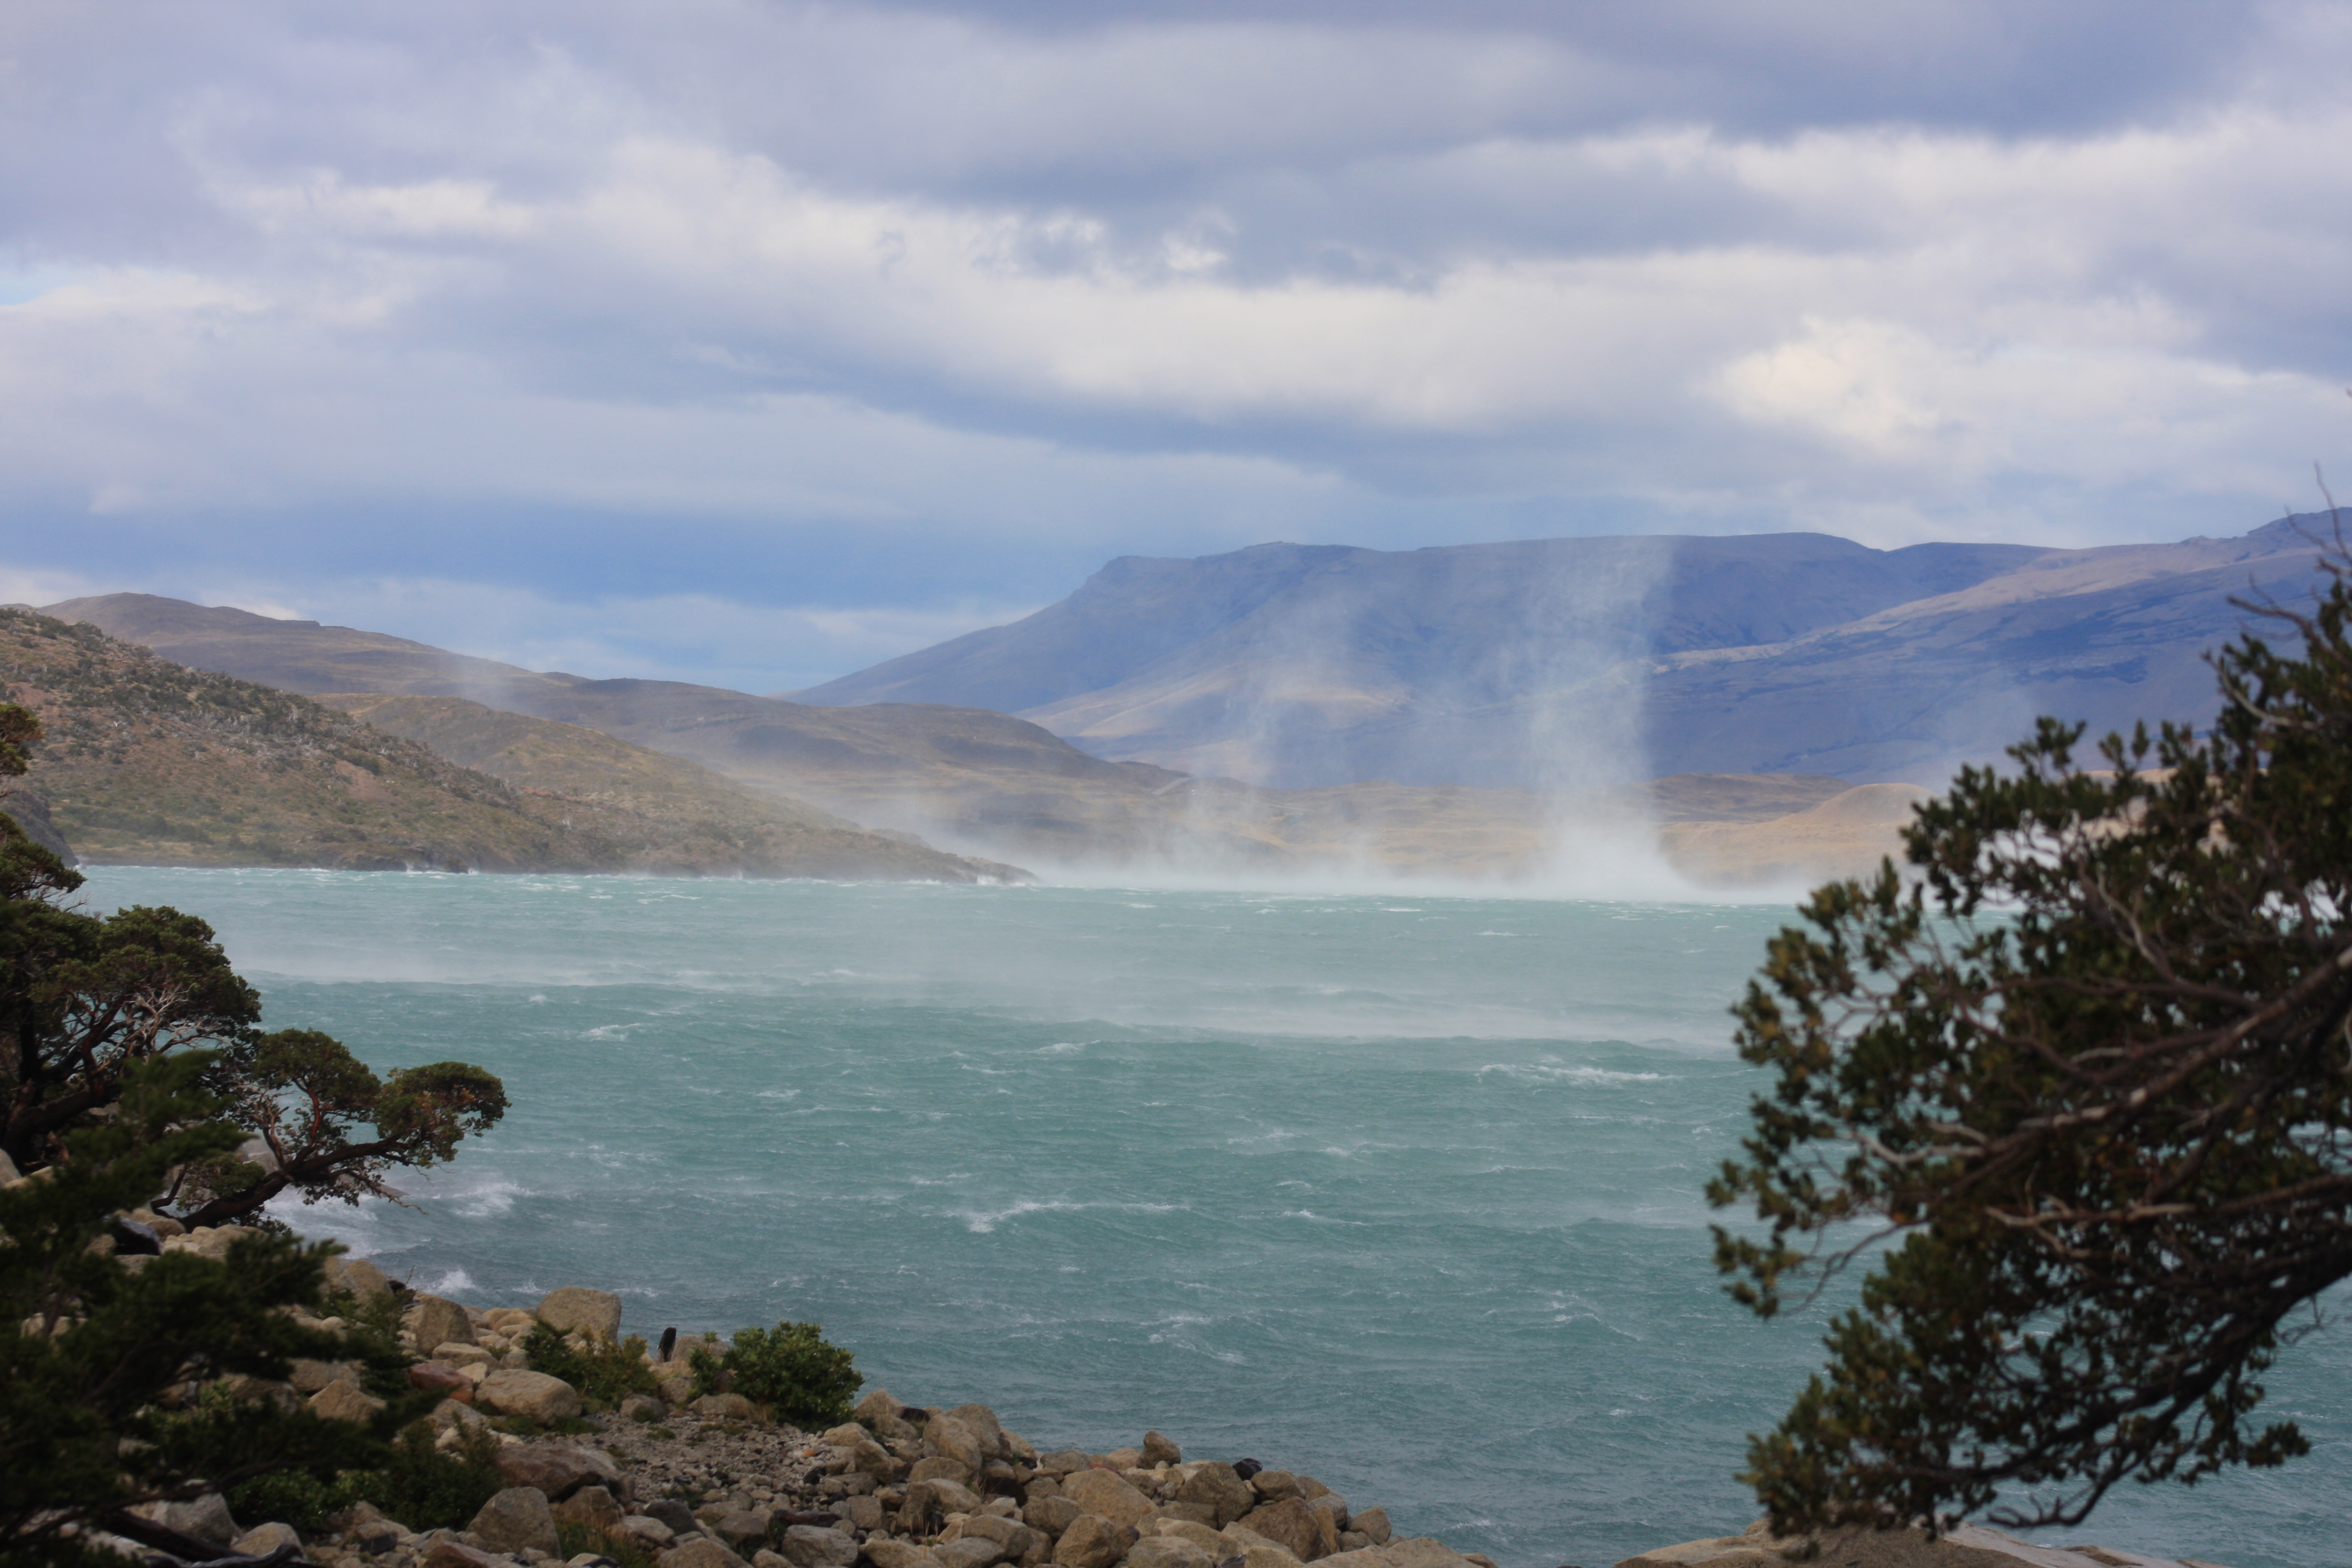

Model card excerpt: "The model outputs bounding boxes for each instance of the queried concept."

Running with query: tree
[1710,532,2352,1534]
[0,1052,410,1562]
[0,705,509,1224]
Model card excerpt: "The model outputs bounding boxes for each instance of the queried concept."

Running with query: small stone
[537,1287,625,1343]
[232,1523,304,1558]
[477,1368,585,1423]
[1050,1515,1134,1568]
[694,1392,756,1422]
[470,1488,560,1555]
[1140,1434,1181,1469]
[1061,1471,1153,1529]
[310,1378,388,1424]
[409,1294,476,1350]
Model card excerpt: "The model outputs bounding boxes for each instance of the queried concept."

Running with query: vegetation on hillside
[0,608,617,871]
[1711,533,2352,1532]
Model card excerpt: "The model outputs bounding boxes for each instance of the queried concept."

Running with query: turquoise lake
[79,867,2352,1568]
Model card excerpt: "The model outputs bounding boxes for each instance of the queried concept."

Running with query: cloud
[1,0,2348,681]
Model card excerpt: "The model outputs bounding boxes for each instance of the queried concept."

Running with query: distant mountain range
[794,517,2332,788]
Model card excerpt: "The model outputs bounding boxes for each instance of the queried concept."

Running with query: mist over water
[79,868,2351,1568]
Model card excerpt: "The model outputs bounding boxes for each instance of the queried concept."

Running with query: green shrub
[694,1321,861,1427]
[523,1322,658,1409]
[224,1422,505,1532]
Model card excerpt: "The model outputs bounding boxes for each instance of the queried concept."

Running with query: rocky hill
[792,518,2332,789]
[0,610,1021,881]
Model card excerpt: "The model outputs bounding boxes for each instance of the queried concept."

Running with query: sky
[4,0,2351,691]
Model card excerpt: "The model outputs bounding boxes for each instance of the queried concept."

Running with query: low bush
[224,1422,505,1532]
[691,1321,860,1427]
[523,1322,658,1408]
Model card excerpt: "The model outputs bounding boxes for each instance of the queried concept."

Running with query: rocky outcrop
[1608,1521,2235,1568]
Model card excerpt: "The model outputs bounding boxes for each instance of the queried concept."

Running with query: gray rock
[1140,1432,1181,1468]
[1235,1503,1321,1564]
[782,1527,861,1568]
[231,1523,303,1558]
[469,1487,560,1555]
[863,1543,939,1568]
[1246,1474,1298,1505]
[408,1293,475,1351]
[1062,1470,1153,1529]
[1337,1534,1368,1553]
[935,1542,1007,1568]
[662,1540,754,1568]
[944,1404,1007,1458]
[1125,1541,1211,1568]
[325,1255,394,1297]
[554,1487,624,1530]
[756,1553,794,1568]
[1025,1497,1082,1539]
[290,1357,363,1395]
[1036,1451,1093,1478]
[147,1493,241,1548]
[1050,1515,1135,1568]
[709,1512,776,1553]
[1347,1512,1389,1548]
[309,1378,388,1425]
[1373,1542,1471,1568]
[1174,1467,1255,1530]
[924,1414,987,1473]
[477,1368,584,1422]
[621,1394,668,1422]
[849,1438,898,1481]
[622,1516,680,1550]
[910,1455,974,1486]
[537,1287,625,1343]
[695,1392,756,1422]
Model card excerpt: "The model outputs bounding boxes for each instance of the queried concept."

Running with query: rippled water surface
[81,869,2352,1568]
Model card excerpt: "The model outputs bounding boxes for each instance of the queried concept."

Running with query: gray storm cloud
[1,0,2347,687]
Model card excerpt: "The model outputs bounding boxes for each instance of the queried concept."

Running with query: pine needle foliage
[1711,534,2352,1533]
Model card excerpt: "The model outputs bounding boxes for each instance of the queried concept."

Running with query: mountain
[0,608,1020,881]
[36,593,1873,877]
[792,519,2330,788]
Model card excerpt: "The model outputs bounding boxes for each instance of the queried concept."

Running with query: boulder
[553,1486,624,1530]
[290,1357,362,1395]
[944,1404,1008,1458]
[144,1493,241,1547]
[1348,1511,1390,1548]
[759,1553,795,1568]
[936,1542,1008,1568]
[495,1440,623,1500]
[714,1512,779,1554]
[1236,1502,1322,1564]
[1140,1432,1181,1468]
[1036,1451,1093,1478]
[660,1374,699,1405]
[422,1541,505,1568]
[537,1285,624,1342]
[476,1368,584,1422]
[621,1393,668,1422]
[925,1414,988,1472]
[324,1254,394,1297]
[857,1387,923,1442]
[1051,1515,1137,1568]
[1374,1543,1472,1568]
[409,1362,474,1400]
[664,1540,755,1568]
[864,1543,939,1568]
[837,1495,887,1532]
[849,1438,898,1480]
[622,1515,681,1550]
[1248,1474,1298,1504]
[1126,1541,1212,1568]
[1062,1469,1154,1529]
[1174,1466,1255,1530]
[408,1293,475,1351]
[231,1523,303,1558]
[695,1391,756,1421]
[309,1379,387,1424]
[469,1486,560,1555]
[910,1455,975,1486]
[1025,1496,1083,1538]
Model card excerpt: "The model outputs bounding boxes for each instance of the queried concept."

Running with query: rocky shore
[109,1251,2236,1568]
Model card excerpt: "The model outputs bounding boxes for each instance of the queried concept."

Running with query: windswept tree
[1711,531,2352,1533]
[0,704,507,1226]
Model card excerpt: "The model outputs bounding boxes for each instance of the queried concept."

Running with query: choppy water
[79,868,2352,1568]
